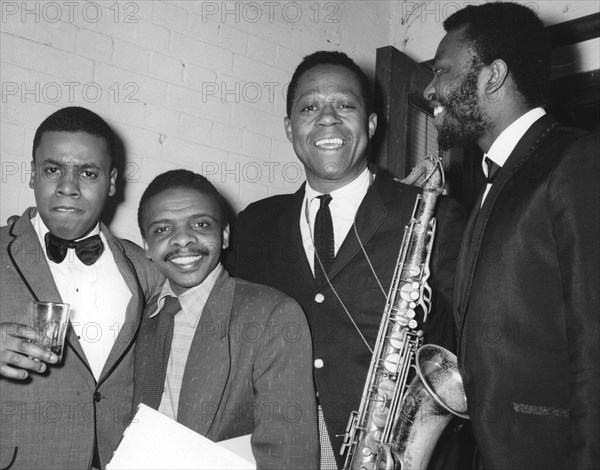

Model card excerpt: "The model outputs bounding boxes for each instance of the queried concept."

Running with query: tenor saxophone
[341,156,468,470]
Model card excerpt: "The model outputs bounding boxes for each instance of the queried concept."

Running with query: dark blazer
[0,208,161,470]
[226,170,467,466]
[134,269,319,470]
[454,115,600,469]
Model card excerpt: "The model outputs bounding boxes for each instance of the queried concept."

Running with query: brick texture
[5,0,591,244]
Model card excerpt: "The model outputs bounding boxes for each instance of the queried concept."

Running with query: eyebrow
[295,88,360,103]
[147,213,219,228]
[39,158,101,170]
[147,219,172,229]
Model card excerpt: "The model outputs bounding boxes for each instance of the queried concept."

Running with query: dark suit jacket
[134,269,319,470]
[455,115,600,469]
[226,170,467,466]
[0,208,161,470]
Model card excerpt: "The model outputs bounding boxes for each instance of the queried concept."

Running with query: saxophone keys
[371,405,389,428]
[400,283,421,302]
[378,379,395,400]
[409,266,421,277]
[389,331,405,349]
[384,353,399,373]
[364,430,382,454]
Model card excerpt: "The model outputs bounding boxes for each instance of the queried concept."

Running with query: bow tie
[45,232,104,266]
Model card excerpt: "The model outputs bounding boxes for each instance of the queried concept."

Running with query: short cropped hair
[32,106,116,166]
[137,169,228,237]
[444,2,550,107]
[286,50,374,117]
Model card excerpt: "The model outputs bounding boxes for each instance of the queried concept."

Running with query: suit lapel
[98,227,144,383]
[9,209,90,363]
[453,190,484,328]
[9,209,63,305]
[455,116,559,341]
[177,269,234,435]
[328,172,388,282]
[282,185,316,288]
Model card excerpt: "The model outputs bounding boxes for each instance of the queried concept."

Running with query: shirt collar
[151,263,223,325]
[305,166,373,207]
[483,107,546,176]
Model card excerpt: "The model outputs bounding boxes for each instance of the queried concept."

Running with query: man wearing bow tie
[0,107,162,469]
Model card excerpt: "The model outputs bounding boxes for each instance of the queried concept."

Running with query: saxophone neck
[421,155,445,195]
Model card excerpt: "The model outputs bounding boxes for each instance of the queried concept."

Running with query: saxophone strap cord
[304,201,387,354]
[306,156,441,357]
[353,221,387,298]
[317,244,374,355]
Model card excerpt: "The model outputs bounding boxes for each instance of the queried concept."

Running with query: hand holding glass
[29,301,70,363]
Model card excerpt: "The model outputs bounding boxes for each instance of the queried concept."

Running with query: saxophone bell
[372,346,468,470]
[416,345,468,420]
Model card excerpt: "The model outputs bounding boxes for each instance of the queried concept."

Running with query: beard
[437,67,491,151]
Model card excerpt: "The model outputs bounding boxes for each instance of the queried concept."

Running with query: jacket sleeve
[121,240,164,301]
[223,204,255,278]
[251,296,319,470]
[548,132,600,468]
[424,197,467,352]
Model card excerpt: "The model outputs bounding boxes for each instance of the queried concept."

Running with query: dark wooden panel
[547,12,600,48]
[373,46,433,178]
[548,69,600,131]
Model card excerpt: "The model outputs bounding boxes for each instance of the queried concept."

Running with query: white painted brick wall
[1,1,394,243]
[3,0,597,244]
[392,0,600,63]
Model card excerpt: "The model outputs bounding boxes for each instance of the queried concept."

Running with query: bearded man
[424,3,599,469]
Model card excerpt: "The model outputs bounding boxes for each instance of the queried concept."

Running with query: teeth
[433,106,443,117]
[171,255,202,265]
[315,138,343,149]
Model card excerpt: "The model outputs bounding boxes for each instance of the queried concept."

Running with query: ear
[284,117,293,143]
[29,161,36,189]
[108,167,117,197]
[484,59,509,97]
[367,113,377,139]
[221,224,230,250]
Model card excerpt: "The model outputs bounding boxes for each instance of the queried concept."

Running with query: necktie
[484,157,501,183]
[45,232,104,266]
[155,296,182,399]
[314,194,334,286]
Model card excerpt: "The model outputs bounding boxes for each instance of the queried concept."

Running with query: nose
[317,103,341,126]
[56,169,81,198]
[423,77,436,101]
[170,225,197,247]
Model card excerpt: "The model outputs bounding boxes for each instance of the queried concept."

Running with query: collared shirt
[33,214,132,379]
[300,166,374,274]
[481,107,546,205]
[153,263,223,420]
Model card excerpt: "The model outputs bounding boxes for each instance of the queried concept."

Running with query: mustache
[163,247,213,262]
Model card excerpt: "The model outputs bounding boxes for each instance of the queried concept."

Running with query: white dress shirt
[300,166,374,274]
[151,263,223,420]
[33,214,132,379]
[481,107,546,205]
